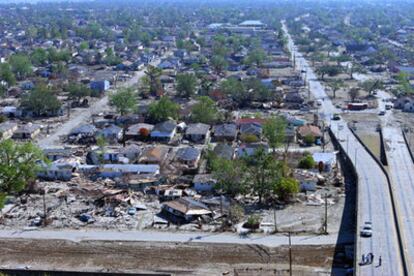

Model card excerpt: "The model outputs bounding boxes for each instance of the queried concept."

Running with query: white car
[360,221,372,237]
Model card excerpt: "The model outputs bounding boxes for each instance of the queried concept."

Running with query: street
[0,228,346,247]
[36,56,166,149]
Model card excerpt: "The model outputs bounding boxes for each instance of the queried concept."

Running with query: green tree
[316,65,341,80]
[109,88,137,116]
[327,79,344,99]
[31,48,49,66]
[221,78,249,107]
[274,177,299,201]
[263,116,287,153]
[359,80,383,96]
[211,55,228,74]
[245,48,267,67]
[21,84,61,117]
[349,87,360,102]
[144,65,163,96]
[9,54,32,80]
[0,139,44,208]
[246,78,272,102]
[148,96,180,123]
[245,147,282,203]
[298,154,315,169]
[0,63,16,87]
[66,82,92,102]
[176,73,197,98]
[211,157,247,197]
[190,96,219,124]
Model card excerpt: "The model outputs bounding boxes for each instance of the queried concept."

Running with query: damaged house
[162,197,212,222]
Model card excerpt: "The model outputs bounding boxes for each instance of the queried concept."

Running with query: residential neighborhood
[2,0,414,275]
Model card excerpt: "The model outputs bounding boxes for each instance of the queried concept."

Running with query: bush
[244,214,261,229]
[275,177,299,201]
[240,133,260,143]
[298,154,315,169]
[303,134,315,145]
[229,204,244,224]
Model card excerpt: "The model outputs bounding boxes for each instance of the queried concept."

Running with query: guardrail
[328,127,359,273]
[401,128,414,164]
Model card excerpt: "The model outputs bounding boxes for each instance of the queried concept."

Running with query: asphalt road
[383,126,414,275]
[282,21,404,276]
[0,228,344,247]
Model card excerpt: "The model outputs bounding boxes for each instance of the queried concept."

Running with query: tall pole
[324,193,328,234]
[354,148,358,167]
[273,208,277,233]
[289,232,292,276]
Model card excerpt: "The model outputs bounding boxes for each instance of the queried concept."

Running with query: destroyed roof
[163,197,212,216]
[70,124,97,135]
[0,121,17,132]
[43,148,72,157]
[14,124,41,134]
[193,174,216,184]
[297,125,322,137]
[139,146,169,163]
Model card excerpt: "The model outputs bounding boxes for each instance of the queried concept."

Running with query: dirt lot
[0,238,339,275]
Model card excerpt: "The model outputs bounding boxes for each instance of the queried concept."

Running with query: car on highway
[360,221,373,237]
[379,110,386,116]
[332,114,341,121]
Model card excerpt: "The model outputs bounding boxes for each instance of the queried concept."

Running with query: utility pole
[288,232,292,276]
[324,193,328,234]
[273,208,278,233]
[322,121,326,152]
[42,190,47,227]
[354,148,358,167]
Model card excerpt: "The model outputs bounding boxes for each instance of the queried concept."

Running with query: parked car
[360,221,372,237]
[379,110,386,116]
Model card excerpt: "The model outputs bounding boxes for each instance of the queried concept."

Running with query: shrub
[303,134,315,145]
[298,154,315,169]
[275,177,299,201]
[240,133,259,143]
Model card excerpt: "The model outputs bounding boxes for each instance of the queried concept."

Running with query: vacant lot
[0,238,338,275]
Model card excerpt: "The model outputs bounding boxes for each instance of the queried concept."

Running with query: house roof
[213,123,237,137]
[239,122,262,136]
[139,146,169,163]
[213,143,234,160]
[185,123,210,136]
[176,147,201,162]
[98,125,122,135]
[70,124,97,135]
[298,125,322,138]
[236,118,265,126]
[163,197,212,216]
[152,120,176,134]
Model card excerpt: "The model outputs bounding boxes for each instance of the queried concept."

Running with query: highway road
[282,21,405,276]
[383,126,414,275]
